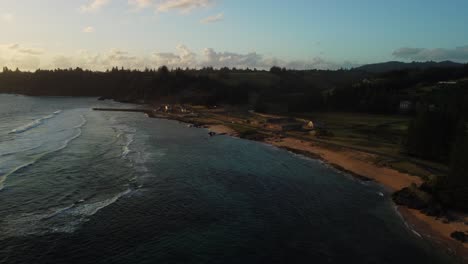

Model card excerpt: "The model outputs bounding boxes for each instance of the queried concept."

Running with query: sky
[0,0,468,71]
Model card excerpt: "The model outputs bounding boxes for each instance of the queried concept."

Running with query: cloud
[200,48,348,70]
[152,45,196,67]
[82,26,96,33]
[17,48,44,55]
[80,0,111,13]
[7,43,19,50]
[1,43,351,71]
[200,12,223,24]
[1,13,14,23]
[156,0,213,13]
[0,44,45,70]
[10,56,41,70]
[392,45,468,62]
[201,48,266,68]
[2,43,44,55]
[52,55,74,69]
[128,0,153,9]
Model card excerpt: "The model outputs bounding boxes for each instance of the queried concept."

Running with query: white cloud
[1,43,44,55]
[1,43,351,71]
[201,48,266,68]
[82,26,96,33]
[17,48,44,55]
[7,43,19,50]
[10,56,41,70]
[1,13,14,23]
[0,44,45,71]
[52,55,74,69]
[80,0,111,13]
[152,45,196,67]
[392,45,468,62]
[200,12,223,24]
[156,0,213,13]
[128,0,153,9]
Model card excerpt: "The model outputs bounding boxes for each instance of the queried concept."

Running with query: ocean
[0,94,457,263]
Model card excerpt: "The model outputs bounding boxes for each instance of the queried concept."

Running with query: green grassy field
[297,112,409,153]
[291,112,448,179]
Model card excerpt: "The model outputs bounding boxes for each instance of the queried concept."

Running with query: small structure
[305,121,314,129]
[163,105,172,112]
[399,100,412,112]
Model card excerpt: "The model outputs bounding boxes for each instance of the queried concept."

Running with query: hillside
[355,61,464,73]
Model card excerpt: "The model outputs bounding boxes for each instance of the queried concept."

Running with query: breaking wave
[10,110,62,134]
[0,115,86,191]
[0,189,131,237]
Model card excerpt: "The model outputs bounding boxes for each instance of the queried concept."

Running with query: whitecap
[0,159,39,191]
[412,229,423,238]
[10,110,62,134]
[74,115,87,129]
[0,128,83,191]
[0,189,132,237]
[122,134,135,158]
[73,189,131,217]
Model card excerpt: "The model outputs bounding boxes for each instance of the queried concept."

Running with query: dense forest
[1,63,468,211]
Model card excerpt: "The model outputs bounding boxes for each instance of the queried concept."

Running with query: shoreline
[263,136,468,261]
[93,107,468,261]
[205,124,468,261]
[206,124,239,137]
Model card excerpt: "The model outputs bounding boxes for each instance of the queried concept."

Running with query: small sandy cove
[266,137,468,260]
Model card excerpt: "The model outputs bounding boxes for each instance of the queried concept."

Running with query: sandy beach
[266,137,423,191]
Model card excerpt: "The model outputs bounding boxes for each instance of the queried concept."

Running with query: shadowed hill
[355,61,464,73]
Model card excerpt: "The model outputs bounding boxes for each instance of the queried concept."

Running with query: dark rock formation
[450,231,467,243]
[392,184,434,210]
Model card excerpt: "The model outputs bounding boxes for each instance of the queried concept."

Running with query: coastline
[206,124,239,137]
[206,124,468,261]
[94,108,468,261]
[264,136,468,261]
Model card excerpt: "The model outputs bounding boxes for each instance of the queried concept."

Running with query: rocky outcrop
[393,184,434,210]
[450,231,468,243]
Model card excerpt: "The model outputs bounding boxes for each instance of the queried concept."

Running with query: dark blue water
[0,95,458,263]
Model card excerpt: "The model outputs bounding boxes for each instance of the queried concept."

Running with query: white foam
[55,129,82,152]
[74,115,87,129]
[122,134,135,158]
[412,229,422,238]
[10,110,62,134]
[0,189,131,237]
[73,189,131,217]
[0,159,38,191]
[0,127,83,191]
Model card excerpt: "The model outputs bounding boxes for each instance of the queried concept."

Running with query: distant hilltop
[354,61,464,73]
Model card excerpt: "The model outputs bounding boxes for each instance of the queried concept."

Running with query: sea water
[0,94,458,263]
